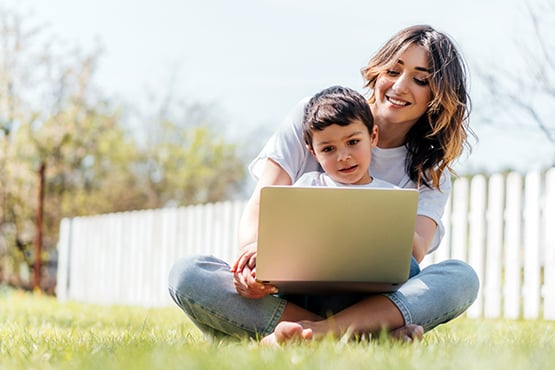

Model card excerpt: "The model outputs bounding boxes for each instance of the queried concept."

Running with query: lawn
[1,287,554,370]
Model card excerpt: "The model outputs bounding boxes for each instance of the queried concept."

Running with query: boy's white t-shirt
[294,171,396,189]
[249,98,450,253]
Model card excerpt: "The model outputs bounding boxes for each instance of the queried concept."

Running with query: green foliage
[0,8,246,289]
[142,121,245,207]
[1,289,555,370]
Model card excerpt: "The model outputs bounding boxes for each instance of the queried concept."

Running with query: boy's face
[309,120,378,185]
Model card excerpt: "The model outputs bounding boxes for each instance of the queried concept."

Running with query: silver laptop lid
[255,186,418,293]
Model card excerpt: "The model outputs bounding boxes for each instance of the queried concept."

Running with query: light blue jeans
[168,254,479,340]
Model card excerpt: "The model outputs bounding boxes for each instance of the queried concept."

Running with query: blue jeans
[168,255,479,340]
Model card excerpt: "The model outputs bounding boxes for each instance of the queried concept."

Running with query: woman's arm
[237,158,292,250]
[414,171,451,255]
[231,159,292,299]
[412,215,437,262]
[232,98,314,299]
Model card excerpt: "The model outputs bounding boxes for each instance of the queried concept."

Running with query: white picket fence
[56,168,555,320]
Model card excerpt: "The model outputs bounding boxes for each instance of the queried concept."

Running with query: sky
[8,0,555,175]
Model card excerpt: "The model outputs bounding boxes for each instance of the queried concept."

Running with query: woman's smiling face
[371,44,433,132]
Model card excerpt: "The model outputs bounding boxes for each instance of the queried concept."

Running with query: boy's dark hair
[302,85,374,149]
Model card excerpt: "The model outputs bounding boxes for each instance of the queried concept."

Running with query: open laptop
[255,186,418,294]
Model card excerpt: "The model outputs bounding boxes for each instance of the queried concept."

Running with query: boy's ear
[307,144,317,158]
[370,125,379,146]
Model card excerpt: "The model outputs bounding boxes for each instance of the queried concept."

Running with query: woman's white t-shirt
[249,98,450,253]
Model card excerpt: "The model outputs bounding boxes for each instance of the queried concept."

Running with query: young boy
[293,85,421,280]
[295,85,393,188]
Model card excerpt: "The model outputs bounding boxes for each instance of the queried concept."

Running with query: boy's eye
[347,139,360,145]
[321,146,334,153]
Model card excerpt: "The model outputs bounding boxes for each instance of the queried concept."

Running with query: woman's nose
[392,74,409,94]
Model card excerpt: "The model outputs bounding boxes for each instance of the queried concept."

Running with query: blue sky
[12,0,555,174]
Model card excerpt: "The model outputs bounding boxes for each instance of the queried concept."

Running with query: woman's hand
[233,158,290,299]
[231,243,278,299]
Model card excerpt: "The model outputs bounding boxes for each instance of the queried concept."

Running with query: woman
[168,25,479,344]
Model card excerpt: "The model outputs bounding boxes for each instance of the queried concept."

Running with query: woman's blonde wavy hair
[361,25,474,189]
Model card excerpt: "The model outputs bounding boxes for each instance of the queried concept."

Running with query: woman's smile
[386,95,410,107]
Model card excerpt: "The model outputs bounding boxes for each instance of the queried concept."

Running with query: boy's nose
[337,148,351,161]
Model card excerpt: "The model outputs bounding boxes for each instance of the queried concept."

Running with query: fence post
[467,175,486,318]
[523,171,541,319]
[504,172,522,319]
[484,174,504,318]
[544,168,555,319]
[451,177,469,261]
[55,218,72,301]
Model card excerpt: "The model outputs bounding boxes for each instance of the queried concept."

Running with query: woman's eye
[386,69,400,76]
[414,78,429,86]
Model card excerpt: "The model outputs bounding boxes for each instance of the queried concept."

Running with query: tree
[0,6,247,290]
[476,0,555,148]
[132,82,246,207]
[0,7,136,289]
[0,7,51,287]
[140,118,245,208]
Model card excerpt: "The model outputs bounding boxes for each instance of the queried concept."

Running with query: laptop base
[258,280,404,294]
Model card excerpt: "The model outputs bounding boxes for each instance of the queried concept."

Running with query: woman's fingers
[231,243,257,272]
[233,265,277,298]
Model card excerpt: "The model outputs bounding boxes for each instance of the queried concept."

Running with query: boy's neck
[338,175,373,186]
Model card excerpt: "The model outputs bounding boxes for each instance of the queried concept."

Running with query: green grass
[1,287,555,370]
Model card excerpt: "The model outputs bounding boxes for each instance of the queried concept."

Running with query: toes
[390,324,424,342]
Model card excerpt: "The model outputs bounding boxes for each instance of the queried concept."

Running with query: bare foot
[389,324,424,342]
[261,322,313,346]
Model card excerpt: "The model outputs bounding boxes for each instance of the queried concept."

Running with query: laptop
[255,186,418,294]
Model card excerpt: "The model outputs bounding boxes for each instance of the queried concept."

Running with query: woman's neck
[375,124,406,148]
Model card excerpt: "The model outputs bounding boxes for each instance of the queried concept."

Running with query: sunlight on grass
[1,287,555,370]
